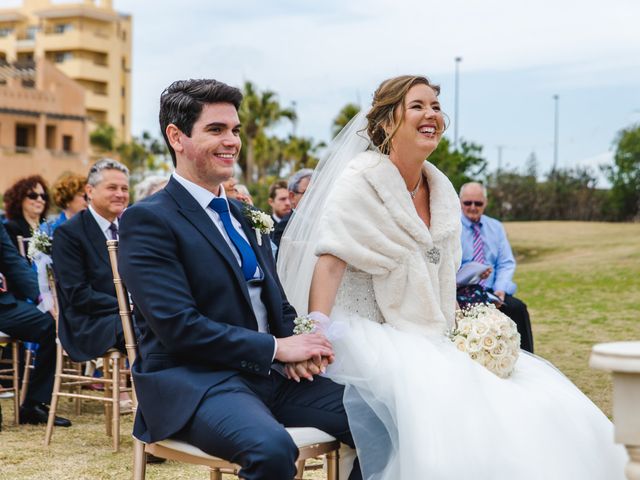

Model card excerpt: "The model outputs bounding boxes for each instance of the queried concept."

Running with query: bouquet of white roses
[449,304,520,379]
[27,228,55,313]
[27,228,52,259]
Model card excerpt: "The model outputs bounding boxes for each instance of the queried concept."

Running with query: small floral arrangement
[449,303,520,379]
[293,314,317,335]
[244,206,274,246]
[27,228,52,260]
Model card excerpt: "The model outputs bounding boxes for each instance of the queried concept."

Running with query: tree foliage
[487,165,606,221]
[603,124,640,220]
[332,103,361,138]
[89,123,117,152]
[428,137,487,192]
[239,81,296,183]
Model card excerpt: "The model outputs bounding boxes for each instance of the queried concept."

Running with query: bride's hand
[285,355,333,383]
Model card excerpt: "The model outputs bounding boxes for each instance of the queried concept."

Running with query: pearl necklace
[409,175,422,199]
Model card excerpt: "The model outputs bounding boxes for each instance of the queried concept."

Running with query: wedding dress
[328,267,627,479]
[278,113,627,480]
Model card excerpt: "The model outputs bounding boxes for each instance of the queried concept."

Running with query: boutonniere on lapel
[243,206,274,246]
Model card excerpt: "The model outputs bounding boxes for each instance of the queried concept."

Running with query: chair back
[15,235,31,258]
[106,240,138,368]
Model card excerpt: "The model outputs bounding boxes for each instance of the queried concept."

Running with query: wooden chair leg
[73,360,82,415]
[209,468,223,480]
[11,341,20,425]
[295,459,305,479]
[111,354,121,452]
[133,439,146,480]
[103,357,112,437]
[44,343,64,445]
[19,347,32,406]
[327,450,339,480]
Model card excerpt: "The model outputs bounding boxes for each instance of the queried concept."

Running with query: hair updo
[366,75,441,155]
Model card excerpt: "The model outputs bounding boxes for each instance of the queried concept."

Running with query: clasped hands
[276,316,334,383]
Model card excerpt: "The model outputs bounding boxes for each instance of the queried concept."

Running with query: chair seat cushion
[148,427,337,460]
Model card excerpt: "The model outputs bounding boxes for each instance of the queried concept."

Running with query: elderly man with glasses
[272,168,313,249]
[458,182,534,353]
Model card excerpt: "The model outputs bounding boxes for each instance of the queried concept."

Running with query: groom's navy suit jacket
[118,177,296,443]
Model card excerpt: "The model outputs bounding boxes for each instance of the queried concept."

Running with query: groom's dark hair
[159,79,243,166]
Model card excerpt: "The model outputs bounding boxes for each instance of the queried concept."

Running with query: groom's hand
[275,333,334,365]
[285,355,333,382]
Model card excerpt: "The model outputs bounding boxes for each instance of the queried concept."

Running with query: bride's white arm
[309,254,346,316]
[285,254,346,383]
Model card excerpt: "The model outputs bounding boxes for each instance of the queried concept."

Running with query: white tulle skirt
[325,308,628,480]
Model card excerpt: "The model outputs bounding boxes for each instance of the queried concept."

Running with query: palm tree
[239,81,297,184]
[284,135,326,171]
[332,103,361,138]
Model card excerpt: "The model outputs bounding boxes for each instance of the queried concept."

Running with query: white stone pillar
[590,341,640,480]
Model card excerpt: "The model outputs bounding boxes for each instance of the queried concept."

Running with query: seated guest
[236,184,253,205]
[0,222,70,427]
[458,182,534,353]
[267,180,292,227]
[222,177,252,204]
[41,172,88,235]
[3,175,51,248]
[133,175,169,202]
[272,169,312,248]
[52,159,130,362]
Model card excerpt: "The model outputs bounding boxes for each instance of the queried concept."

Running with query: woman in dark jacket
[3,175,50,250]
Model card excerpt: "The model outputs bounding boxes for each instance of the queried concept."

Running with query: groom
[118,79,361,480]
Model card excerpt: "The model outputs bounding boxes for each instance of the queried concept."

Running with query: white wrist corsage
[243,207,274,246]
[293,314,317,335]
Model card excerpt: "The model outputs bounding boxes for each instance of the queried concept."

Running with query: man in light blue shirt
[459,182,534,353]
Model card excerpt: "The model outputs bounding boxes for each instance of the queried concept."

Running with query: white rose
[485,357,500,375]
[469,350,487,365]
[472,320,490,337]
[496,355,516,378]
[453,336,467,352]
[465,334,483,353]
[491,340,508,357]
[481,334,497,351]
[459,321,473,335]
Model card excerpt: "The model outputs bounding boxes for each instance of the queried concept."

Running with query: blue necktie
[209,198,258,281]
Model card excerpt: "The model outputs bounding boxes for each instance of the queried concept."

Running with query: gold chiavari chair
[0,332,21,425]
[44,270,132,452]
[15,235,35,406]
[107,239,340,480]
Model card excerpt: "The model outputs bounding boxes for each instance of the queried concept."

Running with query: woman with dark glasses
[3,175,50,249]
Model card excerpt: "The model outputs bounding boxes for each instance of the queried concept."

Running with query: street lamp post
[454,56,462,150]
[552,94,559,172]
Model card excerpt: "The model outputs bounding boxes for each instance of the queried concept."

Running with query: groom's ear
[166,124,185,154]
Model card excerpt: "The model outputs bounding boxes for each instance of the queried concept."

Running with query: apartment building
[0,0,132,143]
[0,58,89,193]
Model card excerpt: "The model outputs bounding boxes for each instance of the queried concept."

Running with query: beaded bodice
[334,266,385,324]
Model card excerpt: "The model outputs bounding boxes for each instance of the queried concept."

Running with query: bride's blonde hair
[366,75,441,155]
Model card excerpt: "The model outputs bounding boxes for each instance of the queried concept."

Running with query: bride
[278,75,627,479]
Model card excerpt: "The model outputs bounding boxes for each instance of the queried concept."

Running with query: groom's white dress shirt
[173,173,277,359]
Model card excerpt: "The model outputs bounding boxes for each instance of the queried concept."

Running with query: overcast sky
[12,0,639,184]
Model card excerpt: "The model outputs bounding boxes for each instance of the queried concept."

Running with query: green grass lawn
[1,221,638,479]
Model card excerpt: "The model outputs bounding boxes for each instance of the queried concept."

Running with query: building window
[121,114,125,126]
[121,86,125,97]
[62,135,73,153]
[26,26,38,40]
[21,79,35,88]
[16,124,36,151]
[0,28,13,37]
[46,125,57,150]
[54,52,73,63]
[53,23,72,34]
